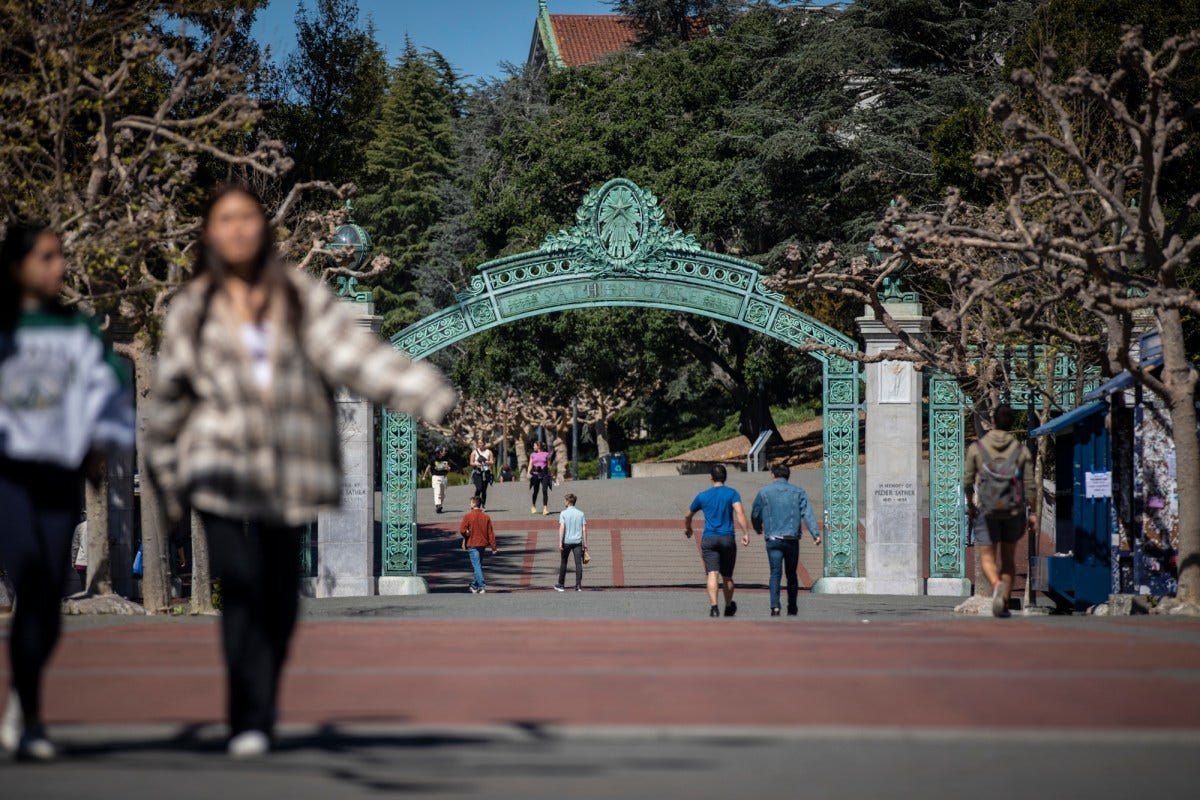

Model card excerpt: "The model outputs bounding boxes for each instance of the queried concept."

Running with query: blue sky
[251,1,615,84]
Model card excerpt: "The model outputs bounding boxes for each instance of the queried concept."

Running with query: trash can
[597,454,613,480]
[609,452,630,479]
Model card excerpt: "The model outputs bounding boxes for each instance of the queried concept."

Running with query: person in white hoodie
[0,223,134,762]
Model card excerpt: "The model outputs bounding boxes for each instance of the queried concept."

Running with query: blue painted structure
[1029,401,1114,611]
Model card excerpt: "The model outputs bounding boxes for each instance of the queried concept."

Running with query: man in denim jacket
[751,463,822,616]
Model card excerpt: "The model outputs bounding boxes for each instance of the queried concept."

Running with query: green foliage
[358,39,459,338]
[270,0,388,188]
[625,401,820,462]
[605,0,743,48]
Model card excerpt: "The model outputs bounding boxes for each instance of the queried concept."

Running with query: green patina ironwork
[926,352,1103,580]
[381,178,864,579]
[928,374,967,579]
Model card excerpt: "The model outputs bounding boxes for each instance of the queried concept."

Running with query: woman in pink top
[528,440,553,515]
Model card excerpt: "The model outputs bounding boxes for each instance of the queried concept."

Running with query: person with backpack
[469,439,494,510]
[964,404,1036,618]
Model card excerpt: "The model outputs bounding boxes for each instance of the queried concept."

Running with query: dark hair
[191,184,301,344]
[993,404,1016,432]
[2,222,50,332]
[564,493,577,505]
[710,464,727,483]
[470,494,481,507]
[771,463,791,480]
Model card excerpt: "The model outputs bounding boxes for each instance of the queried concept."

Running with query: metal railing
[746,429,773,473]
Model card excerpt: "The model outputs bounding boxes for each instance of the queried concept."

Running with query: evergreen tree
[271,0,387,187]
[606,0,742,47]
[358,40,458,336]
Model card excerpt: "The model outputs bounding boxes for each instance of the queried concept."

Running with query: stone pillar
[312,303,380,598]
[858,302,928,595]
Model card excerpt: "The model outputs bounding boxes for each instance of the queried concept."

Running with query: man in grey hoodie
[963,404,1036,617]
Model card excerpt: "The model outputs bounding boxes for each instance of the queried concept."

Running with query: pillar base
[865,577,924,596]
[303,577,377,598]
[926,577,973,597]
[811,577,867,595]
[377,576,429,596]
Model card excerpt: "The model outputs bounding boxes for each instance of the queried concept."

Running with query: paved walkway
[3,596,1199,797]
[417,471,854,591]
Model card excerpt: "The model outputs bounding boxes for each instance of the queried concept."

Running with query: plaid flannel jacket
[145,267,456,526]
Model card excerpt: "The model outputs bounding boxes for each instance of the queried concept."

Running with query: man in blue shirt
[751,463,823,616]
[684,464,752,618]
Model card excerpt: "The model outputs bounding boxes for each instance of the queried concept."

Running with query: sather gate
[379,179,863,585]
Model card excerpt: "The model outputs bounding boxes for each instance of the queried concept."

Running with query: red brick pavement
[11,617,1200,731]
[421,518,1044,594]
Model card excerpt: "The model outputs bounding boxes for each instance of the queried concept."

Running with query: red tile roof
[549,14,637,66]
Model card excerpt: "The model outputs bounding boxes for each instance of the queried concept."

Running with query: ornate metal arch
[381,179,862,580]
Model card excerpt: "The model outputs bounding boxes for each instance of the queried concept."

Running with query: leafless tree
[0,1,388,612]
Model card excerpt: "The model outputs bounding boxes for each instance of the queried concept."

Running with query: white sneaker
[991,583,1007,617]
[16,732,56,762]
[227,730,270,759]
[0,690,21,753]
[553,584,565,592]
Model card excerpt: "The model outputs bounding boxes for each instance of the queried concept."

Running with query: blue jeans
[765,538,800,611]
[467,546,486,590]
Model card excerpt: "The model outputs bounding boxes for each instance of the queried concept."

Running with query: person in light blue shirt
[684,464,752,618]
[555,493,588,592]
[751,463,822,617]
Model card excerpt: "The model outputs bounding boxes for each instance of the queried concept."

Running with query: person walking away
[554,493,587,592]
[751,463,822,616]
[683,465,751,618]
[459,495,498,593]
[422,446,456,514]
[144,185,455,759]
[470,439,494,510]
[0,223,134,761]
[963,404,1036,618]
[528,440,553,515]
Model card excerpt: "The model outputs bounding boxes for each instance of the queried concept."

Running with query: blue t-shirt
[560,506,586,545]
[690,485,741,537]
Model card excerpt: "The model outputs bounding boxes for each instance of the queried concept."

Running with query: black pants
[201,513,303,736]
[0,459,81,731]
[472,469,490,507]
[558,543,583,589]
[530,471,550,506]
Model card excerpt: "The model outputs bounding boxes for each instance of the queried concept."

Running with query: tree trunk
[1158,311,1200,601]
[131,340,171,613]
[550,428,570,483]
[84,469,112,595]
[190,509,213,614]
[595,413,612,458]
[514,431,529,480]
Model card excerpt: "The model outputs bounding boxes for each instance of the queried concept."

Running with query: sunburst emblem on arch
[380,179,862,584]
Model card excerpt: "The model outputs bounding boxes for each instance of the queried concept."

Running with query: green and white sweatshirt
[0,308,134,469]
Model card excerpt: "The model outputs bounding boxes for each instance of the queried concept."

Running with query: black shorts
[701,535,737,578]
[977,515,1024,546]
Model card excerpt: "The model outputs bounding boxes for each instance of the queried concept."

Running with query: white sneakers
[1,690,21,753]
[227,730,270,759]
[2,691,57,762]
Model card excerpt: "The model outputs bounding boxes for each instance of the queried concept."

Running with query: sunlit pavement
[3,593,1200,798]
